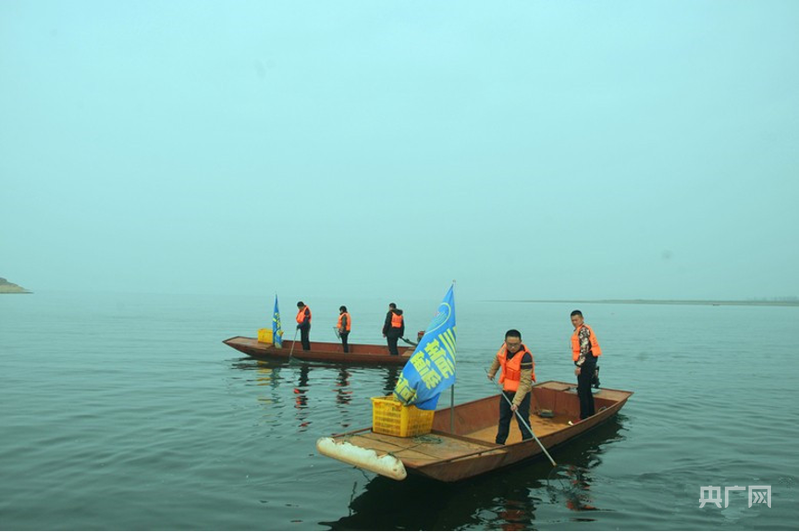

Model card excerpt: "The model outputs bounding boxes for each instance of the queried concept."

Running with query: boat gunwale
[328,382,633,442]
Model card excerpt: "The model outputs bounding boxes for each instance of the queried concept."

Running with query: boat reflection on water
[381,366,399,396]
[319,415,628,531]
[293,364,311,430]
[229,357,286,382]
[555,464,598,515]
[540,415,629,521]
[230,357,314,430]
[334,368,352,405]
[228,358,286,410]
[229,358,403,433]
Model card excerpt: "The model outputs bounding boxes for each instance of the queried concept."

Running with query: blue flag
[272,295,283,348]
[393,285,456,410]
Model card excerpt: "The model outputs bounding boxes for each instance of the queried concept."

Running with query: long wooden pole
[288,328,299,361]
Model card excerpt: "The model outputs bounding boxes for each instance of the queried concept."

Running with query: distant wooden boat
[222,336,413,365]
[316,381,633,482]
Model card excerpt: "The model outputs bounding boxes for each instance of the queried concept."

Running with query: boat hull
[223,336,413,365]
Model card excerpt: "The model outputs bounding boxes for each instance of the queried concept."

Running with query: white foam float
[316,437,407,481]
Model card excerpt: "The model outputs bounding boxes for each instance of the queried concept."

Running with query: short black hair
[339,305,347,312]
[297,301,304,307]
[570,310,583,317]
[505,329,522,340]
[389,302,397,309]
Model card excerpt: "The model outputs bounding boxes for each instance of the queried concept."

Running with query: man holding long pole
[487,329,536,445]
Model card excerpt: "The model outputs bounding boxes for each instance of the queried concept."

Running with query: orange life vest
[337,312,351,332]
[496,343,535,392]
[390,312,403,329]
[296,306,312,325]
[571,324,601,361]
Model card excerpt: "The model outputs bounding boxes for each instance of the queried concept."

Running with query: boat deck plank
[463,412,572,444]
[340,431,500,464]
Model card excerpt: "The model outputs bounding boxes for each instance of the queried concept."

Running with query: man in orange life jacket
[382,302,405,355]
[296,301,312,351]
[487,329,536,444]
[571,309,601,420]
[337,305,351,353]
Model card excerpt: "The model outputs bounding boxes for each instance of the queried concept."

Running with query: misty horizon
[2,1,797,302]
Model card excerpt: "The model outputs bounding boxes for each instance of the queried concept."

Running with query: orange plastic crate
[371,395,434,437]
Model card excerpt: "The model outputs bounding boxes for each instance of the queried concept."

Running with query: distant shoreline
[0,277,32,294]
[498,299,799,307]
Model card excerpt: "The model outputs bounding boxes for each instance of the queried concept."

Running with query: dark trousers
[386,335,399,355]
[340,331,349,353]
[577,355,597,419]
[496,390,532,444]
[299,325,311,351]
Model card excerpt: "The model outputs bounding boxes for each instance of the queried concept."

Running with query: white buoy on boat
[316,437,407,481]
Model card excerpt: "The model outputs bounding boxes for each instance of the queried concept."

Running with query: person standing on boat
[570,310,601,420]
[487,329,535,445]
[296,301,312,351]
[382,302,405,355]
[337,305,351,353]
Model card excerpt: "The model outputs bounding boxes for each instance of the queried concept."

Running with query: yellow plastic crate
[257,328,273,344]
[371,395,434,437]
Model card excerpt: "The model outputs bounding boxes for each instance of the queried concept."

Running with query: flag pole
[450,386,455,434]
[449,280,456,434]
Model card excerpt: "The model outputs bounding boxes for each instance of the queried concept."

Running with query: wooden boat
[316,380,633,482]
[222,336,413,365]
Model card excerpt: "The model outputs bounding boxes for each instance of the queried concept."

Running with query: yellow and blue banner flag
[272,294,283,348]
[393,285,456,410]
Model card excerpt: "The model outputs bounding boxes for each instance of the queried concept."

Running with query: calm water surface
[1,292,797,530]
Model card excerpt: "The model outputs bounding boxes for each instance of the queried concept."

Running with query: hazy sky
[2,1,798,301]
